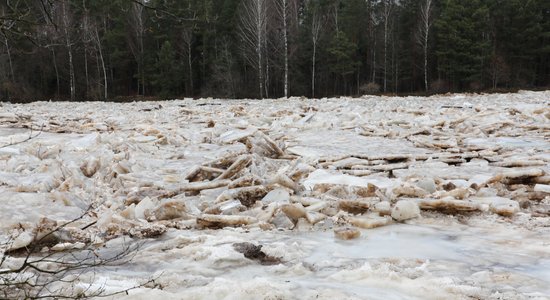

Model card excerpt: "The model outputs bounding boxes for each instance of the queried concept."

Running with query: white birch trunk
[52,48,60,98]
[311,9,321,98]
[62,1,76,101]
[239,0,267,98]
[3,36,15,82]
[283,0,289,98]
[94,27,108,100]
[383,0,393,93]
[418,0,433,92]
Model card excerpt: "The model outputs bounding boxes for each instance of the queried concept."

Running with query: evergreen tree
[153,41,180,98]
[435,0,490,90]
[1,0,549,101]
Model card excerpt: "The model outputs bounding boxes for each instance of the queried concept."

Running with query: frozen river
[0,91,549,299]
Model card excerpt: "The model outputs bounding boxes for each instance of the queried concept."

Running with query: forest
[0,0,549,101]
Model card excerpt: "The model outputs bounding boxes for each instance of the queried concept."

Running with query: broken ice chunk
[261,188,290,204]
[391,200,420,221]
[489,199,520,216]
[334,227,361,240]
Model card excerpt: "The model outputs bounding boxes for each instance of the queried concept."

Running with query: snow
[0,91,549,299]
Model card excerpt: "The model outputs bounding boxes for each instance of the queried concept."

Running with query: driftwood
[197,214,257,229]
[216,155,252,180]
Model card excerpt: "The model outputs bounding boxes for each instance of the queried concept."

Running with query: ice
[304,169,395,190]
[1,91,549,299]
[391,200,421,221]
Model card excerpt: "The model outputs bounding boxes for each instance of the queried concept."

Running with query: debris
[196,214,257,229]
[216,155,252,180]
[417,198,481,213]
[334,227,361,240]
[216,185,268,207]
[232,242,281,265]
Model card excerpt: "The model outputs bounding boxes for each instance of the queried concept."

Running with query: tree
[310,5,322,98]
[435,0,490,89]
[276,0,290,98]
[417,0,433,92]
[0,0,549,100]
[327,31,360,94]
[0,209,156,299]
[153,41,180,98]
[239,0,268,98]
[128,0,147,96]
[381,0,394,93]
[60,0,77,101]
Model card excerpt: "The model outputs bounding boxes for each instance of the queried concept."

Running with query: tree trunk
[265,54,269,98]
[94,27,108,100]
[62,1,76,101]
[372,39,376,83]
[424,41,428,92]
[52,48,60,99]
[4,36,15,82]
[84,47,89,98]
[418,0,433,92]
[139,17,145,96]
[282,0,288,98]
[257,0,263,98]
[312,42,316,98]
[188,40,193,95]
[239,0,267,99]
[311,9,321,98]
[383,1,390,93]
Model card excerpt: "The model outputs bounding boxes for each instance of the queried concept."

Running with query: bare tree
[178,1,198,97]
[367,0,378,85]
[1,33,15,83]
[128,0,146,96]
[382,0,394,93]
[81,0,92,98]
[79,0,107,101]
[60,0,76,101]
[239,0,268,98]
[276,0,289,98]
[93,25,108,101]
[181,27,194,95]
[311,6,322,98]
[0,210,157,299]
[417,0,433,92]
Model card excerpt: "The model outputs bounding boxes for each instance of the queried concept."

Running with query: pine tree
[435,0,490,90]
[153,41,181,98]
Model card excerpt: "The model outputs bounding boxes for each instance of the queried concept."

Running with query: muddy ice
[0,91,549,299]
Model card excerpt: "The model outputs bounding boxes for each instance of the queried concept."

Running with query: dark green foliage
[435,0,490,89]
[152,41,181,98]
[0,0,548,101]
[327,32,360,76]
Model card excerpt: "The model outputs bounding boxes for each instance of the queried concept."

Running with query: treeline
[0,0,549,101]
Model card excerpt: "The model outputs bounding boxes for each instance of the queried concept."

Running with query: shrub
[359,82,380,95]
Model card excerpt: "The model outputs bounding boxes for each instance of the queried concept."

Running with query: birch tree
[93,25,108,100]
[60,0,76,101]
[382,0,394,93]
[128,0,146,96]
[239,0,268,98]
[311,6,322,98]
[276,0,289,98]
[417,0,433,92]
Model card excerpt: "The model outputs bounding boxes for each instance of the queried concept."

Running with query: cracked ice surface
[0,91,549,299]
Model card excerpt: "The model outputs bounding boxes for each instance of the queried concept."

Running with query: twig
[0,124,43,149]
